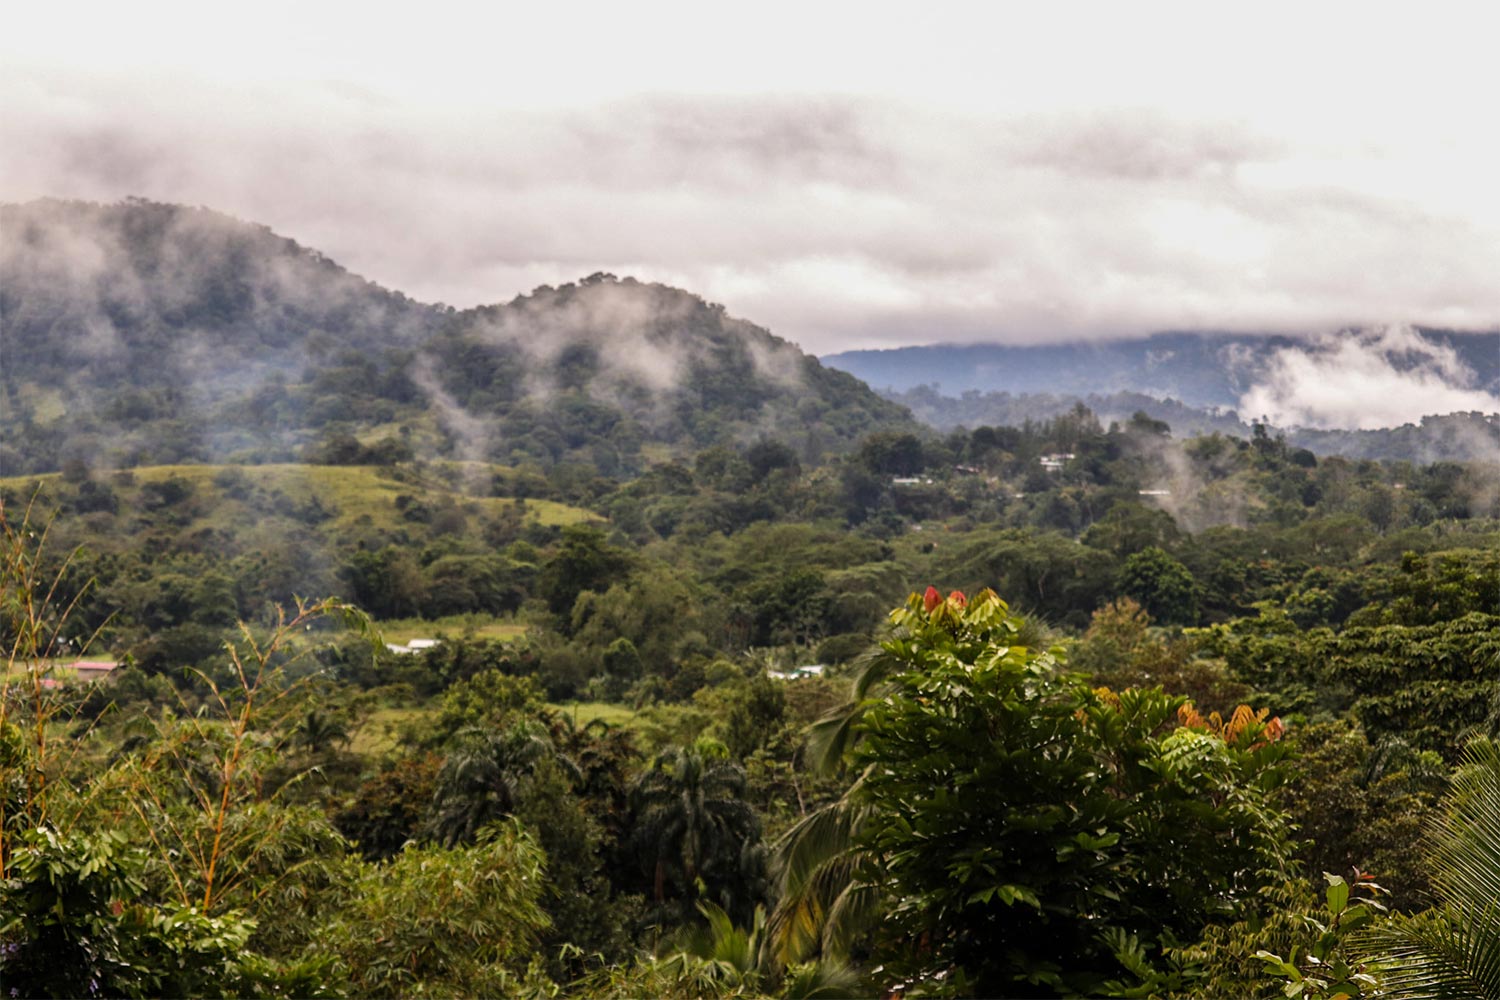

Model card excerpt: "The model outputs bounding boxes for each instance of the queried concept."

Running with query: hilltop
[0,198,913,475]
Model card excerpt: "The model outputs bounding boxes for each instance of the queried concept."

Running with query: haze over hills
[3,198,1498,476]
[0,199,912,476]
[823,329,1500,421]
[823,327,1500,462]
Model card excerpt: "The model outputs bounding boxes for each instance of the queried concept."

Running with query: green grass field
[347,701,639,755]
[2,658,101,681]
[376,616,530,644]
[350,705,434,755]
[1,463,602,535]
[546,701,639,728]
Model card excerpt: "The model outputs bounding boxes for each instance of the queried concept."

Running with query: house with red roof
[72,660,119,683]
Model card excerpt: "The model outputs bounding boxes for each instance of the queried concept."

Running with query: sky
[4,1,1500,356]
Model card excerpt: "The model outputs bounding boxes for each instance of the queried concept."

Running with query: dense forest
[4,198,1500,997]
[4,397,1500,997]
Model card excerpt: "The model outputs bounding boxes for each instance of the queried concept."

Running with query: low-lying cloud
[1238,326,1500,430]
[4,61,1499,354]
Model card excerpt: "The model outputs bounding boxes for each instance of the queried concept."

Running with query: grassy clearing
[2,658,100,681]
[546,701,639,728]
[375,616,530,644]
[350,705,434,756]
[1,463,602,534]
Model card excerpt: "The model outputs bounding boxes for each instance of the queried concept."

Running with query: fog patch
[1238,326,1500,430]
[410,357,491,466]
[475,277,696,394]
[462,275,806,430]
[1128,431,1252,533]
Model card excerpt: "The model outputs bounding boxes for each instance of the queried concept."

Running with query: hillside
[0,461,598,557]
[0,199,914,475]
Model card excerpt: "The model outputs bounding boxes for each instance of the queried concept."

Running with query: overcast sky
[4,1,1499,354]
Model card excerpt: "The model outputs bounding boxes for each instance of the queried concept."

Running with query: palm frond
[1359,739,1500,998]
[1367,906,1500,999]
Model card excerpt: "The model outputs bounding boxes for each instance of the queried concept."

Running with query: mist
[1238,326,1500,430]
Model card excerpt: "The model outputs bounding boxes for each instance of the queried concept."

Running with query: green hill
[0,198,914,476]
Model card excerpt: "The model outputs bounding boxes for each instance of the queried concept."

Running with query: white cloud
[3,3,1499,353]
[1238,326,1500,430]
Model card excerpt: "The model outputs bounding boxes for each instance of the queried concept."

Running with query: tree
[855,431,926,477]
[1118,545,1200,625]
[849,589,1293,996]
[427,720,577,846]
[631,741,770,926]
[745,439,801,483]
[293,706,351,756]
[316,823,551,998]
[336,752,443,861]
[1069,598,1250,715]
[538,523,632,618]
[0,825,279,999]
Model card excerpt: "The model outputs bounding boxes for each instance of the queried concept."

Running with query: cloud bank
[3,5,1499,354]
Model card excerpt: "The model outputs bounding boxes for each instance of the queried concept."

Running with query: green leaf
[1324,874,1350,915]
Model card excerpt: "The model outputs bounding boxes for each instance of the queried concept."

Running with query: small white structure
[769,664,826,681]
[1039,453,1075,472]
[385,638,441,655]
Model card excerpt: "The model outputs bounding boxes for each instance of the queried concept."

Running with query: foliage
[1070,597,1250,714]
[1360,739,1500,997]
[334,751,442,861]
[1254,871,1387,1000]
[7,307,1500,997]
[0,824,262,998]
[315,822,551,998]
[1277,721,1445,908]
[854,589,1294,996]
[631,741,771,927]
[1118,545,1200,625]
[427,720,577,846]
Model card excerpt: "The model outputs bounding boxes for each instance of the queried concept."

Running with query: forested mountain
[886,386,1500,463]
[0,198,913,475]
[823,330,1500,406]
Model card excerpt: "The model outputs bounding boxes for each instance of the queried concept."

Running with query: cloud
[1237,326,1500,430]
[4,60,1499,354]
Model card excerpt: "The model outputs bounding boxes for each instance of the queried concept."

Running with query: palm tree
[631,744,767,924]
[427,721,578,846]
[1362,738,1500,997]
[671,900,860,999]
[293,707,350,756]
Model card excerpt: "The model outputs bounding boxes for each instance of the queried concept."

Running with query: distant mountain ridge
[0,198,912,475]
[822,331,1500,411]
[883,386,1500,464]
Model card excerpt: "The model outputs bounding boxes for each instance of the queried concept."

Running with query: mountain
[0,199,913,475]
[884,385,1500,463]
[822,331,1500,411]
